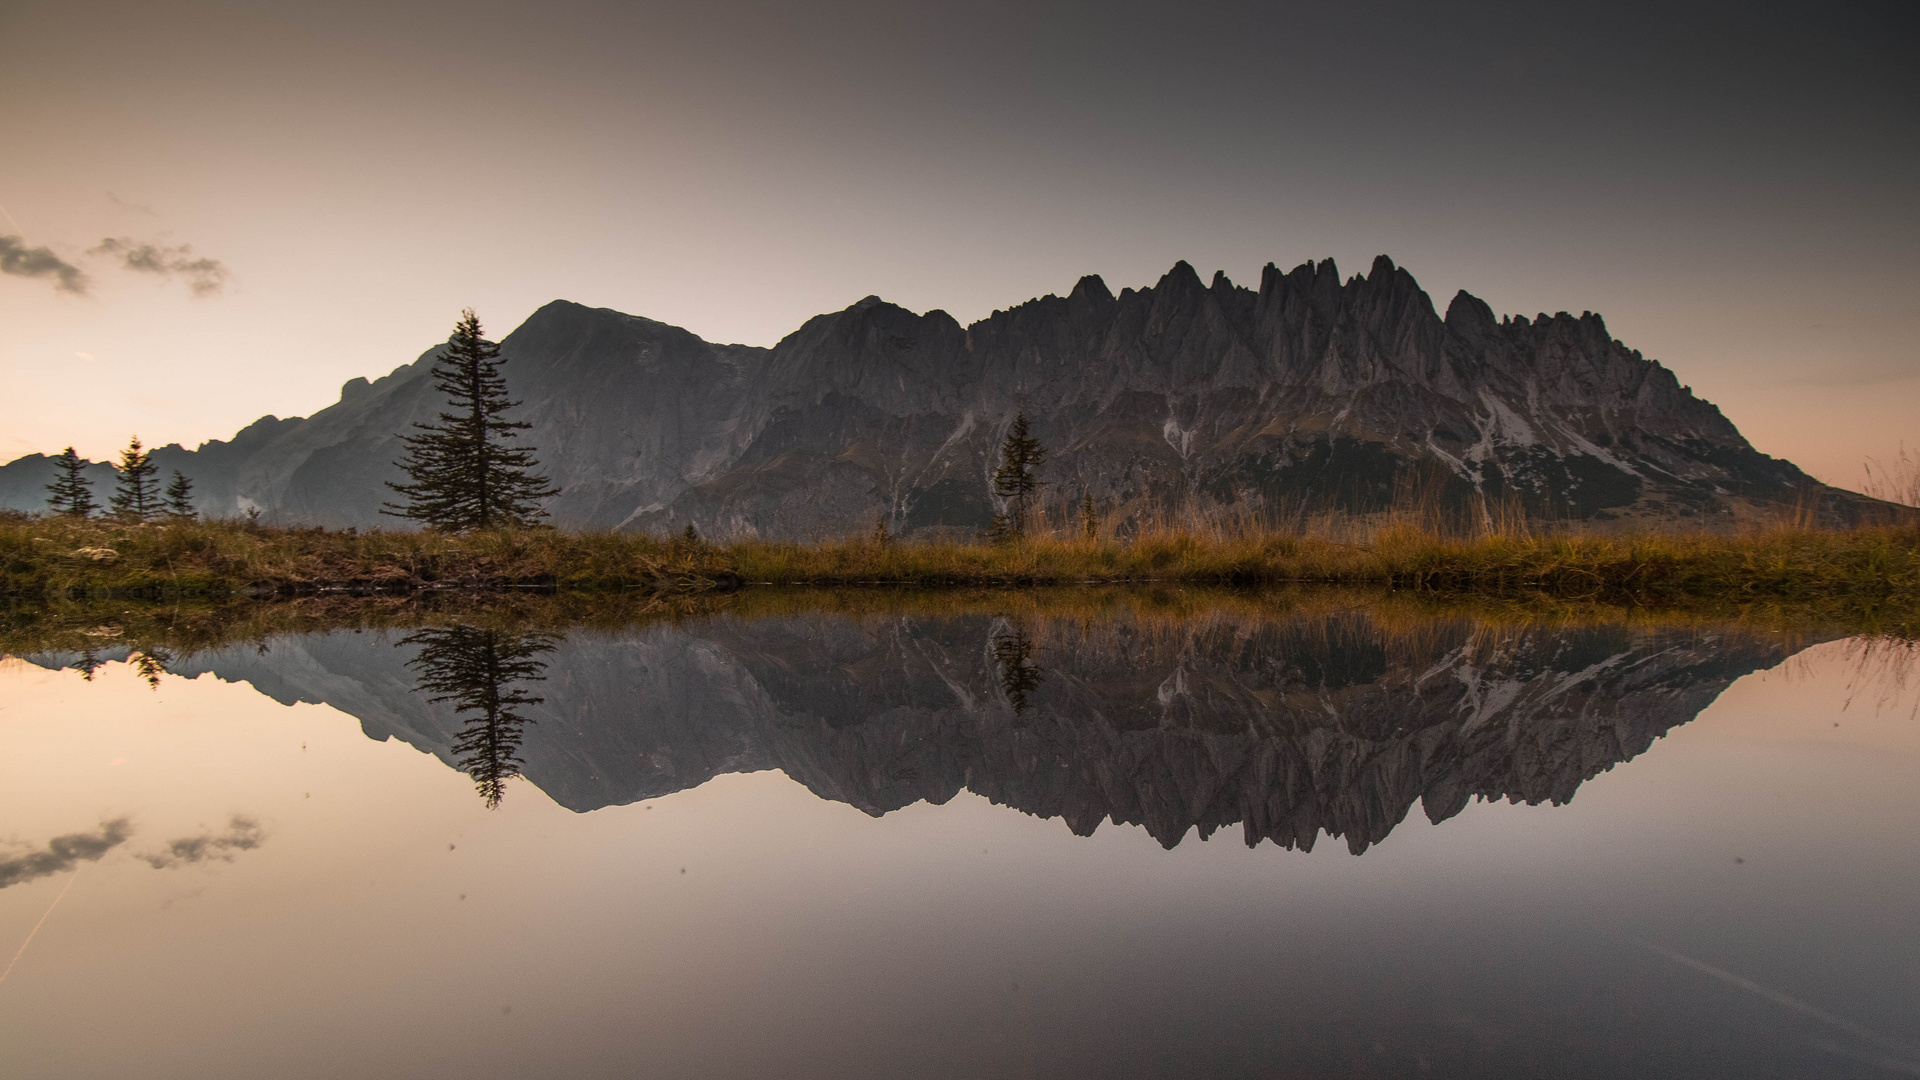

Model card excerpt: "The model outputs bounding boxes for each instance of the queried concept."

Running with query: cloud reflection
[137,816,266,869]
[0,235,89,295]
[0,819,132,889]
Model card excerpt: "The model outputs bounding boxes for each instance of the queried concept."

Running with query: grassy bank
[4,583,1909,670]
[3,514,1917,615]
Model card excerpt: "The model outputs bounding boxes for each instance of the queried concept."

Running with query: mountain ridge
[1,256,1891,535]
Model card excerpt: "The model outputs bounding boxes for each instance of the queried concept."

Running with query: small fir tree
[1081,490,1098,541]
[109,436,161,522]
[45,447,97,518]
[164,471,196,519]
[384,309,557,530]
[988,412,1047,542]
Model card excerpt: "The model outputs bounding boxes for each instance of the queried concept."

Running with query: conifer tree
[109,436,161,522]
[164,471,196,519]
[1081,490,1099,541]
[45,446,96,518]
[384,309,556,530]
[988,411,1047,542]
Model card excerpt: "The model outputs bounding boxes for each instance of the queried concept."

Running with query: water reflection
[399,625,557,808]
[2,593,1914,1079]
[40,595,1813,847]
[990,619,1043,714]
[130,648,170,690]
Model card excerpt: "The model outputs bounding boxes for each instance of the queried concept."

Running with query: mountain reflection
[37,595,1829,851]
[399,625,557,808]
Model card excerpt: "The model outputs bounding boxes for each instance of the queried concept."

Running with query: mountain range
[0,256,1888,535]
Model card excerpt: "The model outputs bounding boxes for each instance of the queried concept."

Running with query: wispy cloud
[0,235,89,294]
[91,237,231,297]
[0,819,132,890]
[138,816,265,868]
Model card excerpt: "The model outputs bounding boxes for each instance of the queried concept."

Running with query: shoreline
[2,517,1916,633]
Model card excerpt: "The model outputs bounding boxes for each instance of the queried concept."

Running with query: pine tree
[45,446,96,518]
[164,471,196,519]
[988,411,1047,542]
[109,436,161,522]
[384,309,557,530]
[1081,490,1099,541]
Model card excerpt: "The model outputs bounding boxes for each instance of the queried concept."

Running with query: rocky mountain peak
[1,255,1896,532]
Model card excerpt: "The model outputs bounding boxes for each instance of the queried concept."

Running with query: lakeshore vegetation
[3,513,1916,626]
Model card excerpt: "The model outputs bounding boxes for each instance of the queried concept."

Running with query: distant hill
[1,256,1891,534]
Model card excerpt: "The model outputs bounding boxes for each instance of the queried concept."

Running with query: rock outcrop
[1,256,1890,532]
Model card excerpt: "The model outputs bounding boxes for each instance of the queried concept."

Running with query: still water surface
[1,596,1916,1078]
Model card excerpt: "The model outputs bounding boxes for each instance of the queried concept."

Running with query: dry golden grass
[0,515,733,597]
[2,511,1915,626]
[4,579,1904,669]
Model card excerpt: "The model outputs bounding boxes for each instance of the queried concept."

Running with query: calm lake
[1,592,1916,1078]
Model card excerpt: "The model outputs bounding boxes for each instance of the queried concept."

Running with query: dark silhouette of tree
[45,447,96,518]
[991,622,1044,714]
[74,646,102,682]
[109,436,161,522]
[164,471,195,519]
[131,647,171,690]
[401,624,558,808]
[1080,490,1099,541]
[384,310,556,530]
[988,412,1046,542]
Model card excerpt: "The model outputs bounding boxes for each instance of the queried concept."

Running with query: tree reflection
[401,625,558,808]
[991,622,1043,714]
[131,647,171,689]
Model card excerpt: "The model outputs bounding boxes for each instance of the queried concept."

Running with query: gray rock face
[148,608,1817,853]
[1,256,1888,531]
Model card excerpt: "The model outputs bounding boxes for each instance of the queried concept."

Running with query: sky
[0,0,1914,490]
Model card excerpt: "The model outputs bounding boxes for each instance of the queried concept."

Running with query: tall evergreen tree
[164,471,196,519]
[401,624,557,808]
[109,436,161,522]
[45,446,96,518]
[384,309,557,530]
[988,411,1047,542]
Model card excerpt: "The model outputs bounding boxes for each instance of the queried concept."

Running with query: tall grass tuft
[1864,443,1920,509]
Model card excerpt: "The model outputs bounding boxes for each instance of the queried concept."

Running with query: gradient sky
[1,0,1914,490]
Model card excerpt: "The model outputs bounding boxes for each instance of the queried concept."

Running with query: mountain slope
[0,256,1887,533]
